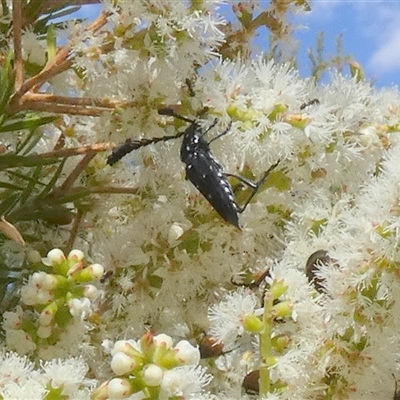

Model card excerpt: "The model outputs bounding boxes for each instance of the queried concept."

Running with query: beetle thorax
[180,122,210,163]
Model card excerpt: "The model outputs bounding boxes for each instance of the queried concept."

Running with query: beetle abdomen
[185,151,239,227]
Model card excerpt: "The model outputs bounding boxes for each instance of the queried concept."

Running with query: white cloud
[303,1,342,23]
[361,6,400,76]
[368,29,400,75]
[293,2,400,85]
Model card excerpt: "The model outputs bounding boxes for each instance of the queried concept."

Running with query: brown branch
[21,101,112,116]
[65,208,84,254]
[19,93,136,115]
[12,47,71,108]
[37,143,114,158]
[55,185,139,253]
[87,9,110,32]
[27,93,132,108]
[8,11,110,113]
[30,10,109,90]
[13,0,24,90]
[33,11,109,88]
[90,187,139,194]
[59,152,96,193]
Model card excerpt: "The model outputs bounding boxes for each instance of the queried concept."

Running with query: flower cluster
[206,281,294,396]
[2,249,104,356]
[0,352,94,399]
[71,11,400,395]
[92,332,211,400]
[3,0,400,399]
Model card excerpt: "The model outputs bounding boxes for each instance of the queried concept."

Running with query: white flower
[0,352,33,381]
[16,1,400,398]
[2,307,23,329]
[21,30,46,65]
[42,249,65,266]
[4,330,36,354]
[160,365,212,399]
[67,297,92,319]
[208,288,260,344]
[40,357,95,395]
[0,379,48,400]
[20,273,54,306]
[174,340,200,365]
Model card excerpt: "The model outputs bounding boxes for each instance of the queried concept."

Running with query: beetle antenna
[158,108,195,124]
[107,132,185,166]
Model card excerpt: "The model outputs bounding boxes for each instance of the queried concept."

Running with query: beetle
[107,108,279,228]
[305,250,339,294]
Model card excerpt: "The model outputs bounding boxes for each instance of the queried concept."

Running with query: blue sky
[72,2,400,90]
[294,1,400,89]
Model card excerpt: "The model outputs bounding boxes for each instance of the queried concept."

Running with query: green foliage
[0,54,14,114]
[308,32,353,82]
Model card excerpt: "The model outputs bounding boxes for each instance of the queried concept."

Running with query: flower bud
[71,264,104,283]
[41,274,58,290]
[39,303,57,326]
[111,352,136,375]
[35,289,54,305]
[67,260,84,277]
[243,314,264,333]
[272,300,292,318]
[88,263,105,279]
[107,378,132,399]
[112,340,141,357]
[153,334,172,349]
[168,223,184,244]
[349,60,364,82]
[37,325,52,339]
[270,279,288,299]
[27,250,42,264]
[91,380,108,400]
[45,249,66,266]
[174,340,200,365]
[84,284,99,300]
[68,249,84,262]
[143,364,163,386]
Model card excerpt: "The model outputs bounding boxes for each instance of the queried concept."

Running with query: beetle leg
[225,160,280,213]
[224,173,258,189]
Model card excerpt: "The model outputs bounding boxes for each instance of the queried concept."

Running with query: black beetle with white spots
[107,108,279,228]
